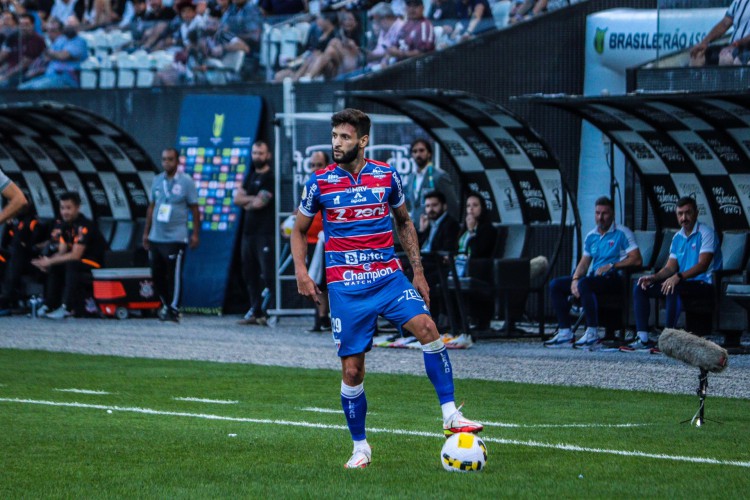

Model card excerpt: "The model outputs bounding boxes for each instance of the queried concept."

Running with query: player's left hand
[412,272,430,309]
[661,274,680,295]
[297,273,322,305]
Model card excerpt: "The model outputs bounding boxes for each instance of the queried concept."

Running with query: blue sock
[341,382,367,441]
[422,339,455,405]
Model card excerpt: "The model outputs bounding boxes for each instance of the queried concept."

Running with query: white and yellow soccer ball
[441,432,488,472]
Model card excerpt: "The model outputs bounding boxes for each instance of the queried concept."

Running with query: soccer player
[290,108,482,469]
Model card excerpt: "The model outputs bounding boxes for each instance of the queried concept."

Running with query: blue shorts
[328,272,430,357]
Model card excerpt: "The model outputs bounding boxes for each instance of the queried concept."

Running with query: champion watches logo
[594,27,607,54]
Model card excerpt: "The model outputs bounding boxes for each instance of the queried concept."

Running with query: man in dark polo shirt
[31,191,106,319]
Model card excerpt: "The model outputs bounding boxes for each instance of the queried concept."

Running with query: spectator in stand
[259,0,306,16]
[456,0,493,35]
[690,0,750,67]
[121,0,147,32]
[138,0,176,50]
[303,150,331,333]
[388,0,434,63]
[211,0,229,17]
[31,191,107,320]
[220,0,261,53]
[171,0,205,47]
[81,0,114,28]
[427,0,458,22]
[49,0,82,23]
[302,9,363,80]
[14,0,45,34]
[0,11,17,46]
[273,11,335,81]
[18,18,88,89]
[365,2,403,70]
[0,13,46,88]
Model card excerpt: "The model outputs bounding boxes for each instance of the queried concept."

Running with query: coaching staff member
[143,148,200,322]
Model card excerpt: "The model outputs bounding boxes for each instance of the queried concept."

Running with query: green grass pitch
[0,349,748,498]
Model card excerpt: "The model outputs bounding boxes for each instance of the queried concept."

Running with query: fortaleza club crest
[594,27,608,54]
[372,187,385,202]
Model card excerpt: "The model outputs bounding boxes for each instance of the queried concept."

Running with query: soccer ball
[441,432,487,472]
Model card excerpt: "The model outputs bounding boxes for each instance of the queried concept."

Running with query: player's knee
[342,365,364,385]
[412,316,439,342]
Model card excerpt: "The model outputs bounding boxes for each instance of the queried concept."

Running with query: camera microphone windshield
[658,328,728,373]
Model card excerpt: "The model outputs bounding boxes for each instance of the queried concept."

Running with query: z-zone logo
[329,204,387,221]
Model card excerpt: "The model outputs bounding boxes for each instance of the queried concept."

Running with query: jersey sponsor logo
[351,192,368,204]
[302,182,318,211]
[334,195,341,205]
[397,289,423,302]
[344,250,384,265]
[371,167,387,179]
[342,266,396,285]
[326,173,341,184]
[346,186,368,193]
[328,204,387,222]
[372,187,386,202]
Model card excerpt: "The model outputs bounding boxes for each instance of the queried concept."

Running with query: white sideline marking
[482,421,652,429]
[299,407,340,414]
[2,397,749,469]
[299,407,377,415]
[53,388,111,395]
[173,397,238,405]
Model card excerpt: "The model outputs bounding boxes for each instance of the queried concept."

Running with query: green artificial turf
[0,349,748,498]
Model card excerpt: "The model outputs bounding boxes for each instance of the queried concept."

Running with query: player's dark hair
[59,191,81,206]
[410,138,432,155]
[331,108,370,139]
[19,13,35,23]
[677,196,698,212]
[253,140,271,150]
[425,190,446,204]
[466,191,488,224]
[594,196,614,212]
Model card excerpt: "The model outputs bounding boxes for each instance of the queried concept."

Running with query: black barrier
[539,94,750,232]
[0,103,156,222]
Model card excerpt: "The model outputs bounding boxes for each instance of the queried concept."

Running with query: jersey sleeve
[298,174,320,217]
[389,168,406,208]
[582,232,593,257]
[669,233,679,260]
[620,225,638,253]
[698,226,717,254]
[73,220,92,246]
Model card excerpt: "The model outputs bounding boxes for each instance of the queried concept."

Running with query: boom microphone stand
[681,369,722,427]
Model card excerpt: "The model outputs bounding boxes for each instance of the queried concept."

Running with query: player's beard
[333,143,359,165]
[252,159,267,170]
[414,156,429,169]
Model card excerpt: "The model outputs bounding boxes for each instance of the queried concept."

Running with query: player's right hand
[142,234,150,251]
[296,273,322,305]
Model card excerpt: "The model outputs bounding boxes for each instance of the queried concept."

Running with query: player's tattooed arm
[392,204,423,275]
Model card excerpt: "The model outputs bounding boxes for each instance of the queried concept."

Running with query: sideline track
[2,397,749,469]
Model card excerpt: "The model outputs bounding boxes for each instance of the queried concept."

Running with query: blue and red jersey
[298,159,406,290]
